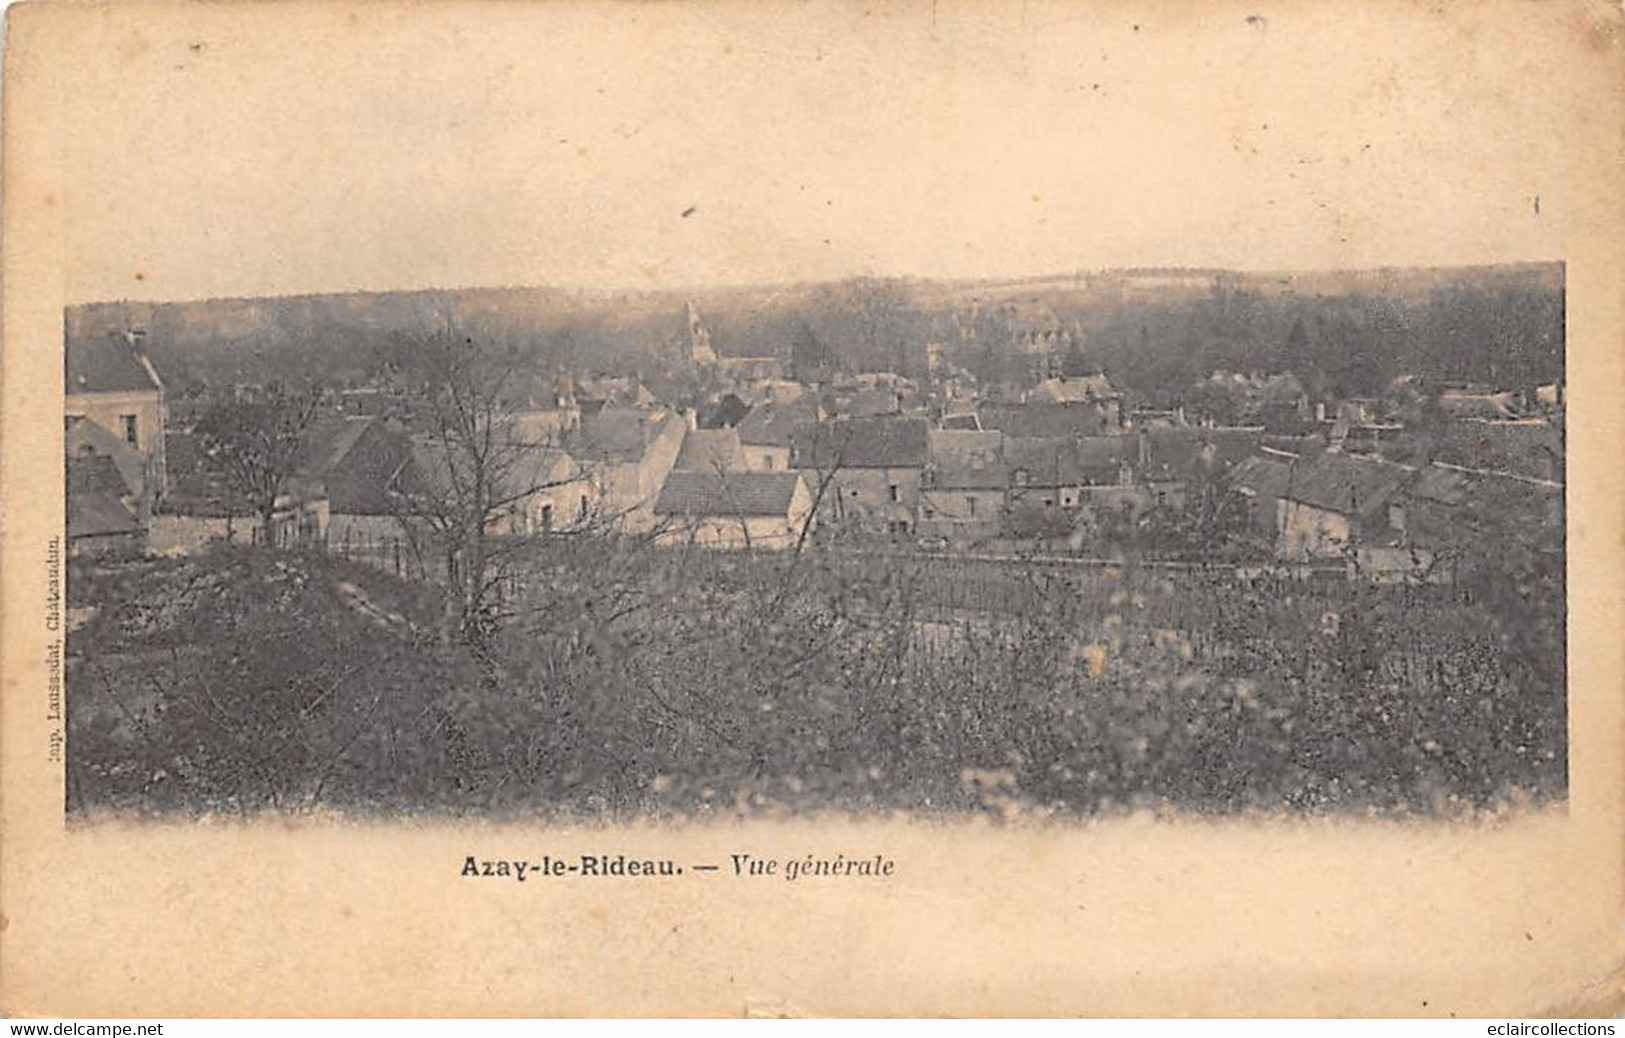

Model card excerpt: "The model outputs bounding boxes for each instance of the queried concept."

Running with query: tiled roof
[1404,464,1471,506]
[297,417,376,476]
[296,417,419,515]
[65,416,145,499]
[674,428,747,471]
[1226,453,1294,498]
[1432,418,1562,482]
[68,488,142,539]
[1395,462,1562,551]
[979,403,1113,439]
[65,335,163,395]
[1141,427,1263,481]
[654,470,805,517]
[1004,436,1134,487]
[67,453,134,499]
[568,409,679,464]
[407,440,574,507]
[736,399,818,447]
[791,416,930,469]
[1279,451,1414,515]
[928,428,1002,463]
[1073,435,1139,471]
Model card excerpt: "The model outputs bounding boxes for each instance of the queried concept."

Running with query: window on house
[541,503,554,532]
[763,455,774,470]
[579,494,589,519]
[889,484,900,502]
[121,414,138,446]
[967,496,977,517]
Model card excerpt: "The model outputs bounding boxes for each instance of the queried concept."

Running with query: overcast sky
[15,0,1605,304]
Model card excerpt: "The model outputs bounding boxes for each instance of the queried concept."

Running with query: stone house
[653,470,814,550]
[791,416,931,537]
[1274,451,1415,562]
[919,428,1007,541]
[735,399,818,473]
[1224,449,1298,539]
[672,427,748,473]
[65,329,168,497]
[565,407,687,532]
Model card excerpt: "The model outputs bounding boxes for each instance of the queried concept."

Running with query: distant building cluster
[65,299,1565,584]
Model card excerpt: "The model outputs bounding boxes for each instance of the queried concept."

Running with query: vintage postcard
[2,0,1622,1019]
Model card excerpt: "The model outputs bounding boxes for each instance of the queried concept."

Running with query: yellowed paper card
[3,0,1622,1018]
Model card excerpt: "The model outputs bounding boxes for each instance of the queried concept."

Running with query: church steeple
[683,301,717,366]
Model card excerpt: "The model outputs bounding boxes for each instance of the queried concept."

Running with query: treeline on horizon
[66,265,1563,405]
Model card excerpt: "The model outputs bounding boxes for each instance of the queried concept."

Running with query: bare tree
[389,314,596,655]
[193,385,322,543]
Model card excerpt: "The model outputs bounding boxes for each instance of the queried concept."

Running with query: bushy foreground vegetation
[66,540,1565,820]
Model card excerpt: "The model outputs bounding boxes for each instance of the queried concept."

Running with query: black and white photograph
[61,266,1568,821]
[6,0,1620,1022]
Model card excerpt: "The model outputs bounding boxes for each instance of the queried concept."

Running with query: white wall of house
[1276,499,1352,560]
[654,479,814,550]
[919,488,1004,523]
[742,444,791,472]
[590,418,686,532]
[66,388,167,492]
[512,477,598,535]
[815,467,922,533]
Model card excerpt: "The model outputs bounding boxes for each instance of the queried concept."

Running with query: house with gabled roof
[1225,449,1298,539]
[1274,450,1415,562]
[673,427,748,473]
[409,437,589,539]
[1357,460,1564,584]
[791,415,931,537]
[979,400,1119,440]
[66,449,145,557]
[653,470,814,550]
[67,415,148,506]
[294,416,418,543]
[564,407,686,531]
[149,430,329,554]
[735,398,818,472]
[1138,426,1265,508]
[999,435,1148,535]
[919,429,1007,541]
[65,329,168,496]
